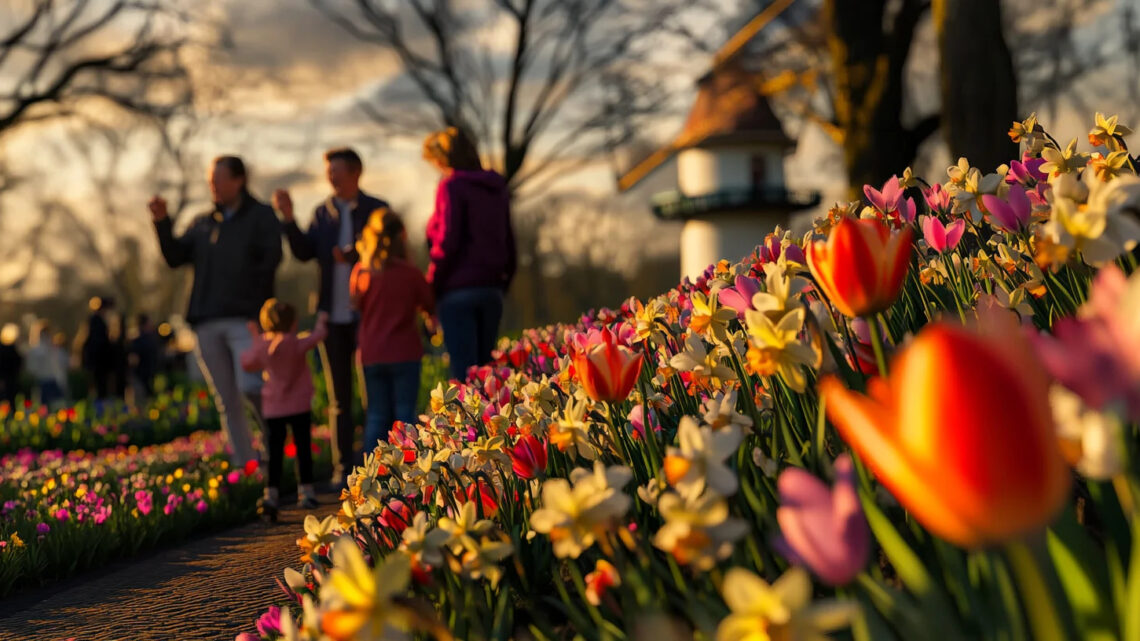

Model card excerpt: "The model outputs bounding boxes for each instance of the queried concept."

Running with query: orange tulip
[572,328,644,403]
[807,217,913,318]
[819,304,1070,546]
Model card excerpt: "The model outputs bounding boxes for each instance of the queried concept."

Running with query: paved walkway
[0,494,339,641]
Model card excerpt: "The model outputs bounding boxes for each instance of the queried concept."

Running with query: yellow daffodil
[1040,138,1090,177]
[690,292,737,343]
[1089,112,1133,150]
[529,462,632,559]
[549,395,598,461]
[320,537,412,641]
[305,514,340,547]
[400,512,450,567]
[437,501,496,555]
[716,567,858,641]
[663,417,743,498]
[744,308,818,393]
[669,333,737,390]
[1088,150,1132,182]
[653,489,747,570]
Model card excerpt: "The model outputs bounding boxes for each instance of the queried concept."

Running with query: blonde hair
[422,127,482,171]
[259,298,296,334]
[357,208,408,270]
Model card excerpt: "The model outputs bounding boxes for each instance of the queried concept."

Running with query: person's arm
[251,207,284,278]
[428,181,463,292]
[154,217,195,268]
[240,325,267,373]
[283,216,318,262]
[298,312,329,352]
[418,269,436,317]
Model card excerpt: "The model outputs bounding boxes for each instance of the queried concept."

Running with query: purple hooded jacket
[425,169,517,295]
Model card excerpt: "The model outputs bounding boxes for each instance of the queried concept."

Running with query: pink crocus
[864,176,903,214]
[923,183,953,215]
[717,275,763,319]
[921,216,966,252]
[255,606,283,637]
[773,454,869,586]
[981,184,1032,233]
[1031,265,1140,419]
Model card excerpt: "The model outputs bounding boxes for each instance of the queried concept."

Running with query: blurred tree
[309,0,717,194]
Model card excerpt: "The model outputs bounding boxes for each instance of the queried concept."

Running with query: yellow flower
[436,502,496,555]
[549,395,598,461]
[653,490,747,570]
[1088,150,1132,182]
[669,333,737,390]
[751,258,810,322]
[716,567,858,641]
[174,468,184,479]
[400,512,449,567]
[319,537,411,641]
[663,417,743,498]
[1044,174,1140,265]
[690,292,737,343]
[1040,138,1090,177]
[1009,113,1039,144]
[11,533,24,548]
[305,514,340,547]
[1089,112,1133,150]
[744,308,818,393]
[529,461,632,559]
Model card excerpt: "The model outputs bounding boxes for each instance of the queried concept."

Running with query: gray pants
[193,318,264,466]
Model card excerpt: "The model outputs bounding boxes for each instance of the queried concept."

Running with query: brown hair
[259,298,296,334]
[422,127,482,171]
[324,147,363,174]
[357,208,408,270]
[213,155,250,194]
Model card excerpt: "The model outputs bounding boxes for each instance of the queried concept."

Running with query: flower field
[245,113,1140,641]
[0,387,219,455]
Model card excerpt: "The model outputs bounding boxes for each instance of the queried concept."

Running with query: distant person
[109,312,129,401]
[422,127,517,381]
[81,296,114,404]
[26,321,67,407]
[273,148,389,487]
[149,155,282,467]
[129,314,160,404]
[0,323,22,405]
[241,300,327,520]
[350,210,435,453]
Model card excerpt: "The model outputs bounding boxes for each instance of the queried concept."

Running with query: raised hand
[147,195,169,222]
[272,189,294,222]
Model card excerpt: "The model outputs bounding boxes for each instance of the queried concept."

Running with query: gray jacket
[154,193,282,325]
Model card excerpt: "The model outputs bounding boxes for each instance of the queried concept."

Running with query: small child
[351,208,435,453]
[241,300,328,519]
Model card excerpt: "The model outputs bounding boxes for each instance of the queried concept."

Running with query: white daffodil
[716,567,858,641]
[663,416,743,498]
[529,461,633,559]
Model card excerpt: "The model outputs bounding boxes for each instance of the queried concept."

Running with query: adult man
[273,148,388,487]
[150,156,282,466]
[129,314,160,404]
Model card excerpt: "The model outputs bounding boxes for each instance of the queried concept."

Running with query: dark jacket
[154,193,283,325]
[282,192,389,315]
[81,313,111,372]
[425,170,517,296]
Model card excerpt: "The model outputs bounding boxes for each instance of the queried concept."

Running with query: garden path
[0,492,339,641]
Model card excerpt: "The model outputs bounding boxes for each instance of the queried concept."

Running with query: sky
[1,0,1137,302]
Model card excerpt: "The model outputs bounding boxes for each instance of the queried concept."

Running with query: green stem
[866,316,889,377]
[1004,540,1066,641]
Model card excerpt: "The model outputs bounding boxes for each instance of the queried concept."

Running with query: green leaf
[1046,507,1118,641]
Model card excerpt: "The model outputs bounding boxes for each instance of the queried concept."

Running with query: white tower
[620,67,819,281]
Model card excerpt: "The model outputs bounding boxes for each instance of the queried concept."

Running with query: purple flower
[773,455,869,586]
[921,216,966,253]
[1006,153,1047,186]
[36,522,50,535]
[255,605,283,637]
[717,275,763,319]
[981,184,1033,233]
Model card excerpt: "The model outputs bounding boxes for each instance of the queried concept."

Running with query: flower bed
[0,427,333,596]
[0,387,219,455]
[241,113,1140,641]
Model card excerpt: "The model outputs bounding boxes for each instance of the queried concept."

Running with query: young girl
[241,300,327,520]
[351,209,435,453]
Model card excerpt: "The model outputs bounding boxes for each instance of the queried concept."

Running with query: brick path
[0,494,339,641]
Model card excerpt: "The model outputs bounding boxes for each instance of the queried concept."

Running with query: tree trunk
[934,0,1019,171]
[825,0,935,194]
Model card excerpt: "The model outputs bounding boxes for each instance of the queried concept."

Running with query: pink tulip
[981,184,1032,233]
[921,216,966,252]
[923,183,953,215]
[773,455,869,585]
[864,176,903,214]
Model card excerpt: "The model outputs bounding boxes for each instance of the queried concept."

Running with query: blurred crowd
[0,295,192,409]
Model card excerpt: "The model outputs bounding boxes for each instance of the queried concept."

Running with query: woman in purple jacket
[422,127,517,381]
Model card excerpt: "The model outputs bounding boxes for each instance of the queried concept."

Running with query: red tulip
[508,435,548,480]
[571,327,643,402]
[243,459,259,477]
[808,217,912,318]
[456,480,499,518]
[819,302,1070,546]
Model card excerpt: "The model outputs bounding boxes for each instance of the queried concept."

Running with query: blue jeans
[438,287,503,380]
[362,360,422,452]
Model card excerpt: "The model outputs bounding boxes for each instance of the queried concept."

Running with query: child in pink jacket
[241,299,327,519]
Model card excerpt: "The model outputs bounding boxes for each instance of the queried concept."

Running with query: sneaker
[297,496,319,509]
[256,497,279,522]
